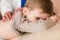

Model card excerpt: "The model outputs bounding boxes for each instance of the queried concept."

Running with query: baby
[12,0,57,35]
[0,0,58,40]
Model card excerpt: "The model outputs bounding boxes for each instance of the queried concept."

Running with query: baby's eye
[36,17,40,20]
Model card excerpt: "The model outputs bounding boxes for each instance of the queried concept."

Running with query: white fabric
[1,0,21,16]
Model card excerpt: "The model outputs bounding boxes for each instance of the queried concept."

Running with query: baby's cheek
[39,16,47,19]
[40,14,49,19]
[27,15,36,22]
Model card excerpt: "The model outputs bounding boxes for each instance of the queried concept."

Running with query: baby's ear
[23,7,28,16]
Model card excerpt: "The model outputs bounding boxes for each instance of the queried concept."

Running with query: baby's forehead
[29,9,44,13]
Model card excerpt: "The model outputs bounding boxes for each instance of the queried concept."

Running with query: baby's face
[23,8,49,22]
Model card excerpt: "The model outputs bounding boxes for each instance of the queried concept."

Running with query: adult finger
[2,16,7,22]
[4,14,10,21]
[7,13,12,19]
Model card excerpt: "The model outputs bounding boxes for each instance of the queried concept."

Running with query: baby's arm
[44,15,58,29]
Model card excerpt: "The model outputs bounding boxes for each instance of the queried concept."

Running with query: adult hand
[2,11,13,22]
[12,7,23,19]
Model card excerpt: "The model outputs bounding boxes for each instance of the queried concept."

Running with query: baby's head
[23,0,53,22]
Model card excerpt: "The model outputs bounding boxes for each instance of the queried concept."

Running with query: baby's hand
[48,15,58,22]
[2,11,12,22]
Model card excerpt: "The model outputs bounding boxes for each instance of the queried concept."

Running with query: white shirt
[1,0,21,16]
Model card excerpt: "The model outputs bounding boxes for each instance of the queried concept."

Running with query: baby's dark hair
[25,0,53,16]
